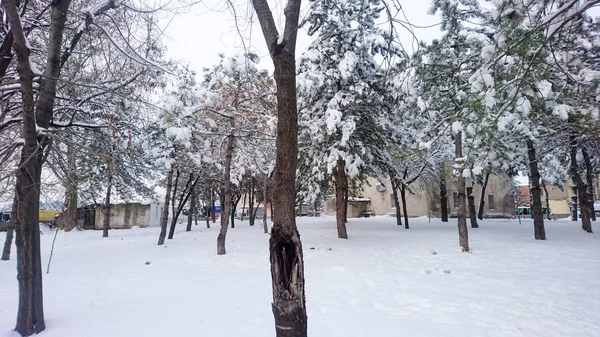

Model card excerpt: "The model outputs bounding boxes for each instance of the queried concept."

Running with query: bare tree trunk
[251,0,307,333]
[582,147,596,221]
[157,169,174,245]
[390,177,402,226]
[2,195,17,260]
[231,192,241,229]
[334,158,349,239]
[263,173,269,233]
[467,185,478,228]
[102,176,112,238]
[167,171,181,240]
[168,174,196,239]
[6,0,72,332]
[249,177,256,226]
[217,133,235,255]
[542,181,551,221]
[570,137,592,233]
[477,171,490,220]
[440,173,448,222]
[241,179,247,221]
[211,187,216,224]
[63,141,78,231]
[186,186,196,231]
[205,201,211,229]
[401,184,409,229]
[527,139,547,240]
[456,132,469,252]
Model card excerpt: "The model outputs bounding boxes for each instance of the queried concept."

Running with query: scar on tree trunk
[527,139,546,240]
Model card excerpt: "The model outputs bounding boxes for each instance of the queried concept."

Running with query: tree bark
[455,132,469,252]
[217,133,235,255]
[168,174,196,239]
[102,176,112,238]
[390,177,402,226]
[186,186,196,231]
[6,0,72,332]
[167,171,181,240]
[241,179,247,221]
[401,184,409,229]
[231,192,241,229]
[542,181,551,221]
[2,195,17,260]
[263,173,269,233]
[251,0,308,333]
[334,158,349,239]
[211,187,216,224]
[249,176,256,226]
[467,185,478,228]
[157,169,174,245]
[440,173,448,222]
[477,171,490,220]
[570,137,592,233]
[527,139,547,240]
[581,147,596,221]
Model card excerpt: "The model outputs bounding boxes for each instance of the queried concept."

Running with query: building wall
[362,174,516,218]
[95,203,151,229]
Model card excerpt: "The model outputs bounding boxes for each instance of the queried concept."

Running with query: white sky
[157,0,443,73]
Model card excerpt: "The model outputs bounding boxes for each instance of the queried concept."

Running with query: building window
[488,195,495,210]
[453,192,458,209]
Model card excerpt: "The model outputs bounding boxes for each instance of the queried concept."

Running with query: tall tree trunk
[241,180,247,221]
[168,175,196,239]
[467,185,478,228]
[231,192,241,229]
[102,176,112,238]
[158,169,174,245]
[455,132,469,252]
[263,173,269,233]
[440,173,448,222]
[8,0,72,332]
[527,140,547,240]
[570,137,592,233]
[401,184,409,229]
[186,187,196,232]
[334,158,349,239]
[249,177,256,226]
[2,195,17,260]
[581,147,596,221]
[63,141,78,231]
[211,187,216,224]
[542,181,551,221]
[390,177,403,226]
[205,200,211,229]
[217,133,235,255]
[167,171,181,240]
[251,1,308,333]
[477,171,490,220]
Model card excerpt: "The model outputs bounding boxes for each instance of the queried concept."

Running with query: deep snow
[1,217,599,337]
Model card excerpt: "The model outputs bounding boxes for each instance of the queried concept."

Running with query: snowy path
[1,217,599,337]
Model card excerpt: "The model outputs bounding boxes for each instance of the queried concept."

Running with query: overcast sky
[157,0,443,73]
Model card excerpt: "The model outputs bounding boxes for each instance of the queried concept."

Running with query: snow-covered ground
[1,217,599,337]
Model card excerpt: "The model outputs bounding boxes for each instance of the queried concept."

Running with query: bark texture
[217,133,235,255]
[186,187,196,232]
[570,137,592,233]
[467,185,478,228]
[477,171,490,220]
[581,147,596,221]
[263,173,269,233]
[401,184,409,229]
[251,0,308,333]
[157,169,174,245]
[1,195,17,260]
[527,140,546,240]
[542,181,551,221]
[102,177,112,238]
[440,173,448,222]
[390,177,402,226]
[334,158,348,239]
[455,132,469,252]
[63,141,78,231]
